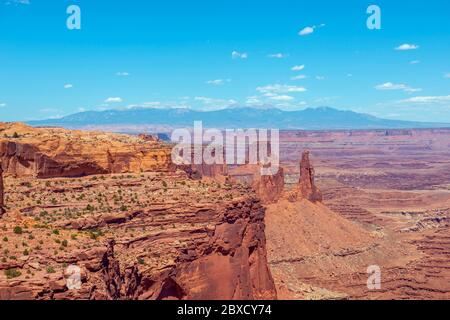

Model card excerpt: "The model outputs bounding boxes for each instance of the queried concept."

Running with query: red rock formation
[252,165,285,205]
[0,166,4,216]
[0,193,276,300]
[0,123,174,178]
[137,133,159,142]
[298,151,322,202]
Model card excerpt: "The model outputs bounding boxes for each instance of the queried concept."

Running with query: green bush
[4,268,21,279]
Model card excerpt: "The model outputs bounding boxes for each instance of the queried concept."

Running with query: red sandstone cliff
[0,194,276,300]
[0,123,174,178]
[0,166,4,217]
[252,165,285,205]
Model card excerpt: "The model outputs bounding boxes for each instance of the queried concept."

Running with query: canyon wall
[0,123,174,178]
[0,195,276,300]
[0,166,4,217]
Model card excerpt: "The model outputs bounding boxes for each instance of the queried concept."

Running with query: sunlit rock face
[298,151,322,203]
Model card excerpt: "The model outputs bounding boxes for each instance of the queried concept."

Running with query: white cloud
[299,26,314,36]
[269,95,294,101]
[444,73,450,78]
[0,103,6,108]
[245,96,261,105]
[291,75,307,80]
[5,0,30,4]
[257,84,307,94]
[64,84,73,89]
[395,43,419,51]
[375,82,422,93]
[268,53,288,59]
[315,75,325,80]
[231,51,248,59]
[116,72,130,76]
[105,97,123,103]
[397,95,450,104]
[298,23,325,36]
[409,60,420,64]
[205,79,231,86]
[291,65,305,71]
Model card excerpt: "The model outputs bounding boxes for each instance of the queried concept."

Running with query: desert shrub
[13,226,23,234]
[46,266,55,274]
[4,268,21,279]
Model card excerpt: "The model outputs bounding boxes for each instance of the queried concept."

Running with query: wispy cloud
[395,43,419,51]
[315,75,325,80]
[205,79,231,86]
[116,72,130,76]
[409,60,420,64]
[105,97,123,103]
[4,0,30,5]
[291,65,305,71]
[64,84,73,89]
[397,95,450,104]
[444,73,450,78]
[269,95,294,101]
[194,97,237,110]
[268,53,288,59]
[298,23,325,36]
[314,96,340,104]
[231,51,248,59]
[375,82,422,93]
[291,75,307,80]
[257,84,307,95]
[0,103,6,108]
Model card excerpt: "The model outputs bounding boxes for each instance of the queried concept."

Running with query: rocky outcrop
[0,166,4,217]
[298,151,322,202]
[0,123,174,178]
[0,170,277,300]
[137,133,159,142]
[182,163,228,180]
[252,165,285,205]
[170,198,277,300]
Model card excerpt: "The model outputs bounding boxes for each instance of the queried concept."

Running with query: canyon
[0,123,450,299]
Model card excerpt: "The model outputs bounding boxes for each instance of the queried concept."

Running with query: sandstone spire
[0,165,5,216]
[298,151,322,202]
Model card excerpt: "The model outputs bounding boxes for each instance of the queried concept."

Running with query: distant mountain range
[28,107,450,132]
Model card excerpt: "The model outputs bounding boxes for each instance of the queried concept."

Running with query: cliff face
[0,123,173,178]
[0,171,276,300]
[0,166,4,217]
[252,166,285,205]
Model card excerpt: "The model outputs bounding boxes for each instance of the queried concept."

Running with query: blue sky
[0,0,449,122]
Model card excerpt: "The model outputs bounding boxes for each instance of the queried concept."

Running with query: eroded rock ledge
[0,171,276,300]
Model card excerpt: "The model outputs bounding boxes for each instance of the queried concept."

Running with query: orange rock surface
[0,123,173,178]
